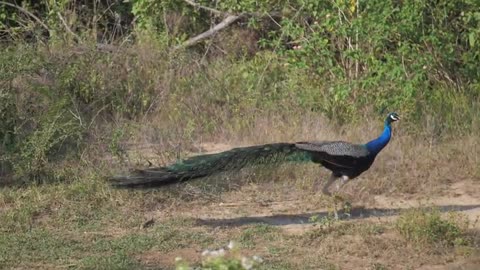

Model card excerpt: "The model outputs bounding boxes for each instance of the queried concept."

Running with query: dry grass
[1,42,480,269]
[115,110,479,201]
[1,105,480,269]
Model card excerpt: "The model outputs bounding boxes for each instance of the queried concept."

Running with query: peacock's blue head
[385,112,400,125]
[365,112,400,154]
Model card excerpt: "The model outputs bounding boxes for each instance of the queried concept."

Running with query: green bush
[0,42,176,182]
[0,46,84,181]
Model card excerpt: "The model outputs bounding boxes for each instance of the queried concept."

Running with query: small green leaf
[468,32,476,47]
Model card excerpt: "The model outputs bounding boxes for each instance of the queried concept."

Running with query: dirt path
[168,143,480,232]
[147,179,480,269]
[173,180,480,233]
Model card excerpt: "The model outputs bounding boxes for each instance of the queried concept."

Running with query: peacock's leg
[337,175,350,190]
[314,173,341,219]
[319,173,337,196]
[333,175,352,217]
[333,175,350,199]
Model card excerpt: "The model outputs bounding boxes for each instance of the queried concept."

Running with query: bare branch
[57,12,81,41]
[96,43,119,52]
[177,1,282,50]
[0,1,50,31]
[183,0,224,16]
[174,14,243,50]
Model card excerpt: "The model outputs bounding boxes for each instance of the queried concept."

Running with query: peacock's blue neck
[365,122,392,155]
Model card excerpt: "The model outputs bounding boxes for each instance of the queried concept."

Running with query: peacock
[110,113,400,201]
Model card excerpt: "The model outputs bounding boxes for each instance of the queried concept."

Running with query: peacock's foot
[331,194,353,219]
[331,196,340,220]
[313,195,338,221]
[332,209,339,220]
[324,204,339,220]
[320,193,350,220]
[342,201,353,218]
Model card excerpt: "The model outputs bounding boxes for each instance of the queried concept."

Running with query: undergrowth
[396,208,474,248]
[0,0,479,184]
[0,43,478,184]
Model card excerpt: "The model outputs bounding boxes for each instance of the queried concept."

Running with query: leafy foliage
[0,0,479,183]
[127,0,480,125]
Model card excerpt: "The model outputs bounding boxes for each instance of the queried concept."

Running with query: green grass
[0,224,213,268]
[0,228,85,267]
[0,176,478,269]
[396,208,473,248]
[0,174,214,269]
[237,224,280,248]
[79,252,146,270]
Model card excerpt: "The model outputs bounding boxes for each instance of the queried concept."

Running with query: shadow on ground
[196,204,480,227]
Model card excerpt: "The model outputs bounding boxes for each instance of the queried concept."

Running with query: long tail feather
[109,143,311,188]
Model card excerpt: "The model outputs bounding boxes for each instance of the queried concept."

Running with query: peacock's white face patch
[390,114,400,121]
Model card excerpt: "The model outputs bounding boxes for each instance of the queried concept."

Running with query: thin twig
[266,12,282,28]
[177,1,281,50]
[57,12,81,41]
[0,1,50,31]
[254,5,305,93]
[183,0,224,16]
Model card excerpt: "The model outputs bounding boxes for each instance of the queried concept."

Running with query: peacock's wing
[294,141,370,168]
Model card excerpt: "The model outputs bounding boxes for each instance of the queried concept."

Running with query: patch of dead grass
[1,112,479,269]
